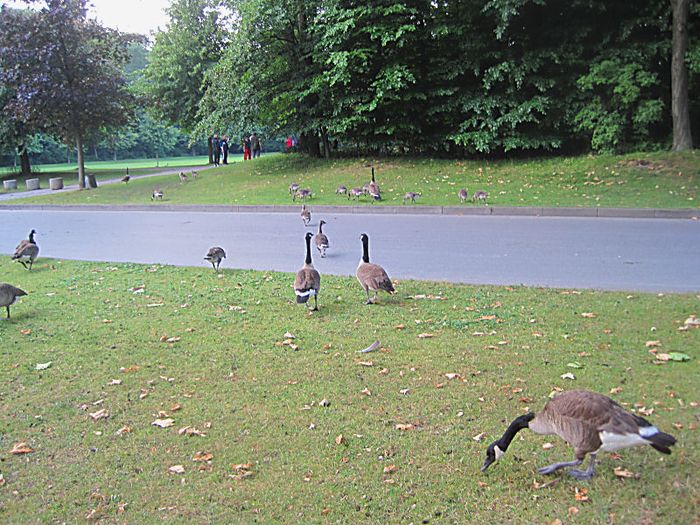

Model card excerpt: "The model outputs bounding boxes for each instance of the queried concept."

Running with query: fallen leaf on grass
[356,361,374,367]
[609,387,623,394]
[152,418,175,428]
[109,379,122,386]
[567,362,584,369]
[335,434,345,445]
[168,465,185,474]
[574,487,590,502]
[120,365,140,373]
[542,442,554,450]
[383,464,398,474]
[283,331,295,339]
[395,423,416,431]
[10,442,34,455]
[170,403,182,412]
[178,426,206,437]
[417,333,435,339]
[35,362,52,370]
[89,408,109,420]
[684,315,699,328]
[568,506,579,516]
[560,372,576,380]
[394,324,405,330]
[20,329,31,335]
[645,341,661,348]
[472,432,486,442]
[656,352,691,362]
[445,373,462,380]
[192,452,213,462]
[533,479,559,490]
[115,426,132,436]
[636,407,654,416]
[357,340,381,353]
[230,463,254,480]
[581,312,597,318]
[0,474,5,486]
[613,467,637,479]
[361,388,371,396]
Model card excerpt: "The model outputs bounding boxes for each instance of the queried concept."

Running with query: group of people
[210,133,262,166]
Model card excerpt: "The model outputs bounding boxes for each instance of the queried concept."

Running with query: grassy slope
[0,260,698,523]
[5,151,699,209]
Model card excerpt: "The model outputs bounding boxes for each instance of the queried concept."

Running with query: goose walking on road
[294,232,321,311]
[315,220,329,258]
[301,205,311,226]
[481,390,677,480]
[356,233,394,304]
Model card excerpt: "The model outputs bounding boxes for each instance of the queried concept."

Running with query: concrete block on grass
[25,178,40,190]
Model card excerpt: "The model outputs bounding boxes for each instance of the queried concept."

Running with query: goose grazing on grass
[0,283,27,319]
[191,170,198,179]
[204,246,226,271]
[289,183,300,198]
[367,167,381,201]
[336,185,347,195]
[402,192,420,204]
[294,232,321,311]
[315,220,329,257]
[301,205,311,226]
[12,230,39,270]
[481,390,677,480]
[151,189,164,200]
[473,190,488,204]
[458,188,468,203]
[356,233,395,304]
[348,187,364,200]
[295,188,313,201]
[179,171,188,182]
[121,175,130,183]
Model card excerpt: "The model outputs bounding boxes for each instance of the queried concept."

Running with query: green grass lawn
[1,259,698,523]
[0,155,212,196]
[4,150,699,209]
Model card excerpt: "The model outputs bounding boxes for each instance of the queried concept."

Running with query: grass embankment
[5,150,699,209]
[0,260,698,523]
[0,156,211,195]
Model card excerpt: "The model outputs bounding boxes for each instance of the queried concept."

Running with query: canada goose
[367,167,381,201]
[151,189,164,200]
[191,170,198,179]
[315,220,329,257]
[336,185,347,195]
[348,187,364,200]
[204,246,226,271]
[295,188,313,201]
[179,171,188,182]
[481,390,677,480]
[356,233,395,304]
[121,175,130,183]
[0,283,27,319]
[293,232,321,311]
[473,190,488,204]
[301,205,311,226]
[402,192,420,204]
[12,230,39,270]
[458,188,468,203]
[289,183,300,198]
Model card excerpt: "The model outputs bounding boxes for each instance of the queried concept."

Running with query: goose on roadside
[12,229,39,270]
[367,167,381,201]
[336,185,347,195]
[293,232,321,311]
[191,170,198,179]
[121,175,130,183]
[458,188,468,203]
[356,233,395,304]
[473,190,488,204]
[295,188,313,201]
[0,283,27,319]
[348,187,364,200]
[151,189,164,200]
[315,220,329,258]
[204,246,226,271]
[301,205,311,226]
[402,192,421,204]
[481,390,677,480]
[179,171,188,182]
[289,183,300,198]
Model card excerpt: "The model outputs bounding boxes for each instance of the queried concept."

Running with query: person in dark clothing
[251,132,261,158]
[212,134,221,166]
[221,136,229,164]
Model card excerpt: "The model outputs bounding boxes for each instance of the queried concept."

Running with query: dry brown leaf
[20,329,31,335]
[109,379,122,386]
[568,506,579,516]
[609,387,623,394]
[170,403,182,412]
[645,340,661,348]
[168,465,185,474]
[89,408,109,421]
[472,432,486,442]
[178,426,206,437]
[637,407,654,416]
[115,426,132,436]
[613,467,637,478]
[335,434,345,445]
[445,373,462,380]
[10,442,34,455]
[574,487,590,502]
[383,464,398,474]
[542,442,554,450]
[417,333,435,339]
[394,324,405,330]
[551,519,563,525]
[581,312,597,318]
[0,474,5,486]
[152,418,175,428]
[361,388,371,396]
[356,361,374,367]
[232,463,253,471]
[395,423,415,431]
[120,365,140,373]
[533,479,559,490]
[476,480,488,487]
[193,452,214,462]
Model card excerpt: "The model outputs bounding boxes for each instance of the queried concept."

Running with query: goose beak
[481,456,495,472]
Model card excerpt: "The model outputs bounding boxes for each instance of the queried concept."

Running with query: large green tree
[0,0,135,187]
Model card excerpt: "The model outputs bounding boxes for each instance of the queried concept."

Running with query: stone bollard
[25,178,40,191]
[3,179,18,190]
[49,177,64,190]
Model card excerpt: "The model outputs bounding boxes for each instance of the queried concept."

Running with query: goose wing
[315,233,329,247]
[206,247,226,259]
[356,263,394,292]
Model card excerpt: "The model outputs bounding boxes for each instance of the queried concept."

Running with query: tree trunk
[18,146,31,176]
[76,135,86,189]
[320,127,331,159]
[671,0,693,150]
[207,136,214,164]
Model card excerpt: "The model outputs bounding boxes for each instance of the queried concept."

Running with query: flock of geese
[1,169,678,481]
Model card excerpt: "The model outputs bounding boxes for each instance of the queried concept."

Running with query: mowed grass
[5,150,699,209]
[0,156,211,196]
[0,259,698,524]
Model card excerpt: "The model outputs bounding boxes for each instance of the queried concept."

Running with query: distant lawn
[0,155,212,195]
[0,259,698,523]
[4,150,699,209]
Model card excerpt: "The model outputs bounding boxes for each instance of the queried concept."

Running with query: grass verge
[0,259,698,523]
[4,151,699,209]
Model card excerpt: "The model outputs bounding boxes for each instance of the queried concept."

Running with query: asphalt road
[1,208,699,293]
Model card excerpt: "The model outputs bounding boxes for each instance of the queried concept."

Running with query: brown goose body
[315,220,329,257]
[367,168,381,201]
[12,230,39,270]
[356,233,394,304]
[301,205,311,226]
[458,188,468,203]
[0,283,27,319]
[482,390,677,479]
[294,233,321,310]
[204,246,226,271]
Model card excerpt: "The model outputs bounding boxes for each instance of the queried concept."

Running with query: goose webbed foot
[568,454,596,480]
[537,458,582,475]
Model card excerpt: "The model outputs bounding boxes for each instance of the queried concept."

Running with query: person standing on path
[251,132,262,158]
[212,134,221,166]
[242,135,251,161]
[221,136,229,164]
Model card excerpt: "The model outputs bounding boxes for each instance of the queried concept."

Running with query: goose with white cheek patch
[481,390,676,479]
[294,232,321,311]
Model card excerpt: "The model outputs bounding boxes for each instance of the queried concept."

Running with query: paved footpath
[1,206,699,293]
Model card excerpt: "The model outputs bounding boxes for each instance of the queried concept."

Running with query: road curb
[0,203,697,219]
